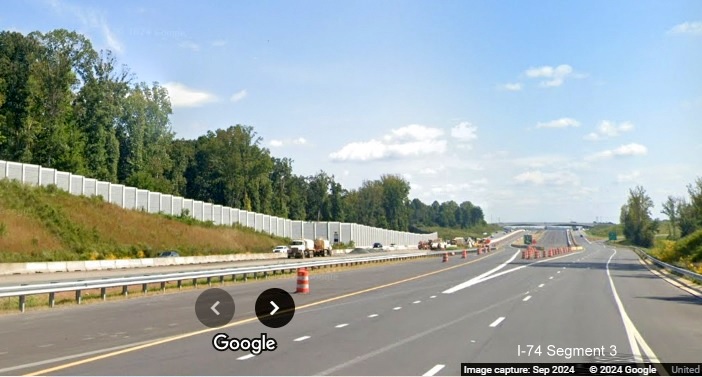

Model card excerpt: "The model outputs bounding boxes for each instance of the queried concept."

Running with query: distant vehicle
[314,238,332,257]
[289,239,314,258]
[273,245,289,253]
[158,251,179,257]
[372,242,383,249]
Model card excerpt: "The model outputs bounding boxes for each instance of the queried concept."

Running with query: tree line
[620,177,702,247]
[0,29,486,232]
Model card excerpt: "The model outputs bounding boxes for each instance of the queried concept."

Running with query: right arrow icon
[270,301,279,315]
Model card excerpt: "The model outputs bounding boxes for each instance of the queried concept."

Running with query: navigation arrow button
[211,301,221,316]
[270,301,279,315]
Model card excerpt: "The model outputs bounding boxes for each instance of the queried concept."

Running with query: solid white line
[237,354,255,360]
[489,317,505,327]
[606,249,660,363]
[294,336,311,342]
[368,314,378,318]
[393,307,402,310]
[538,283,545,288]
[335,323,349,328]
[523,296,531,302]
[423,364,446,376]
[413,300,421,304]
[443,250,520,293]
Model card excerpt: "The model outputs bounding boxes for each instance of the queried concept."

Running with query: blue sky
[3,0,701,223]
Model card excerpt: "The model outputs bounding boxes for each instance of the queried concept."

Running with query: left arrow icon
[270,301,279,315]
[211,301,220,315]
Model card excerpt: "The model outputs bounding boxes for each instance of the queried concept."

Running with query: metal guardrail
[632,248,702,283]
[0,230,525,312]
[0,251,446,312]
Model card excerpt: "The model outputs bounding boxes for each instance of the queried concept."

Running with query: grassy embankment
[0,179,289,263]
[416,223,503,241]
[585,223,702,274]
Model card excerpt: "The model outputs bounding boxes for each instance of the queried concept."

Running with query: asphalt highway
[1,230,700,376]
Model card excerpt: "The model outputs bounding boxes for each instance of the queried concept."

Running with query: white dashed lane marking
[237,354,255,360]
[538,283,545,288]
[368,314,378,318]
[393,307,402,310]
[335,323,349,328]
[423,364,446,376]
[489,317,505,327]
[413,300,421,304]
[523,296,532,302]
[294,336,310,342]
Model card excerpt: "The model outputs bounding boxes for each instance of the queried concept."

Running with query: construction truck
[313,238,332,257]
[418,240,431,250]
[430,238,447,250]
[289,239,314,258]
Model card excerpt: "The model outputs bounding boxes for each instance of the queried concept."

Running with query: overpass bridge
[498,222,605,230]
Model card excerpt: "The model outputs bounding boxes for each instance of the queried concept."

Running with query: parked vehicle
[372,242,383,249]
[314,238,332,257]
[158,250,180,257]
[289,239,314,258]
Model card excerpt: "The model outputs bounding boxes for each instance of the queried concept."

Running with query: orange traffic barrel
[296,268,309,294]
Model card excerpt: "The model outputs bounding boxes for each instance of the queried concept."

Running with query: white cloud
[501,83,522,91]
[163,82,217,108]
[450,122,478,142]
[513,170,580,186]
[330,124,446,162]
[525,64,580,87]
[536,117,580,129]
[512,155,568,169]
[47,0,124,53]
[230,89,248,102]
[668,21,702,35]
[583,120,634,140]
[268,137,307,148]
[179,41,199,51]
[211,40,227,47]
[586,143,648,161]
[617,170,641,183]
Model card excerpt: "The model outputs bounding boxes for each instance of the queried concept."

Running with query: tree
[380,174,410,230]
[0,31,41,162]
[620,185,658,247]
[661,196,678,239]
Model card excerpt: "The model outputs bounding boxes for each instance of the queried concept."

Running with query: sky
[3,0,701,223]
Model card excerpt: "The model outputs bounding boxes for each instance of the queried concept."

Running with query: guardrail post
[192,278,197,287]
[231,274,236,282]
[206,277,212,287]
[264,271,268,279]
[122,285,128,297]
[76,290,82,304]
[219,276,224,284]
[19,295,26,312]
[49,292,55,308]
[101,287,107,301]
[243,273,248,282]
[160,282,166,292]
[177,280,182,289]
[142,283,148,294]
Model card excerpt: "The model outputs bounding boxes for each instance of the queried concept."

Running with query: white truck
[289,239,314,258]
[314,238,332,257]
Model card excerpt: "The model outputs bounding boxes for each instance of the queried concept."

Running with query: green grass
[0,179,291,262]
[414,223,502,241]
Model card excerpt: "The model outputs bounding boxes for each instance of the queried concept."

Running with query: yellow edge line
[25,251,499,376]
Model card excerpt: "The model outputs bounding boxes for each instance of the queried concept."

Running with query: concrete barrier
[0,245,419,275]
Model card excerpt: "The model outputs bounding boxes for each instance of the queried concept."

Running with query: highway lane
[7,230,699,376]
[535,228,568,249]
[0,236,521,375]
